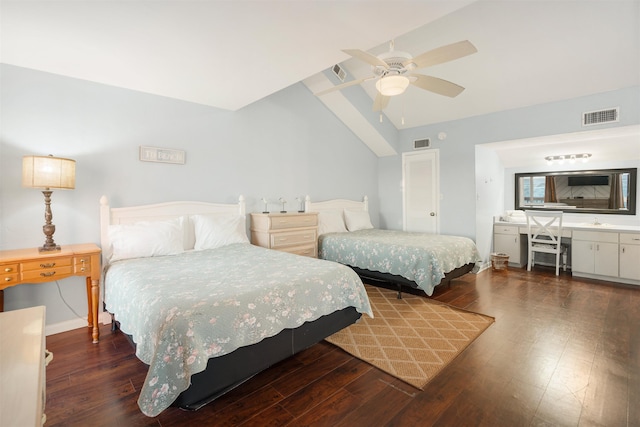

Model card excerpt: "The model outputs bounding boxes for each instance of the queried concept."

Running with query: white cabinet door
[572,231,619,278]
[494,233,520,261]
[494,224,525,267]
[620,243,640,280]
[619,233,640,281]
[572,239,595,274]
[593,242,619,277]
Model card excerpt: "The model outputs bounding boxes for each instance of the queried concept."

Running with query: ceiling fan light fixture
[375,75,410,96]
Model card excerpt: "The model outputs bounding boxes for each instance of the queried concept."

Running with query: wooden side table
[0,243,102,343]
[250,212,318,257]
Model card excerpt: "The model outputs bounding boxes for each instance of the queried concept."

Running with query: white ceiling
[0,0,474,111]
[1,0,639,165]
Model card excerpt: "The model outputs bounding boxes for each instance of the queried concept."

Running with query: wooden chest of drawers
[250,212,318,257]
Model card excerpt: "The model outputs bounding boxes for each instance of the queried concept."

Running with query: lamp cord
[55,280,85,320]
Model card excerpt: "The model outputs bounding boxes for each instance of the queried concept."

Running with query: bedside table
[0,243,102,343]
[250,212,318,257]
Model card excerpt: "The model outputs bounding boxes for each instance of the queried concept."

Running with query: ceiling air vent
[332,64,346,82]
[582,108,619,126]
[413,138,431,150]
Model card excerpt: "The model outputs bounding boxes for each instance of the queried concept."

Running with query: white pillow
[317,211,348,236]
[192,214,249,250]
[108,217,185,262]
[343,209,374,231]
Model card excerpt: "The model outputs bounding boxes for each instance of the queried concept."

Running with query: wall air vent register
[413,138,431,150]
[332,64,346,82]
[582,108,619,126]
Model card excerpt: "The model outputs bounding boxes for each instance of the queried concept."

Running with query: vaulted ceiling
[2,0,639,163]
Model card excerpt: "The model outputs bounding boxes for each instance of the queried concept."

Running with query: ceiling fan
[315,40,477,111]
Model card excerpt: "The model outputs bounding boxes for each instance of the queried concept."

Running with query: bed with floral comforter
[318,229,481,296]
[104,243,372,417]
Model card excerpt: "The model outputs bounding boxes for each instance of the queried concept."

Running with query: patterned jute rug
[326,285,494,389]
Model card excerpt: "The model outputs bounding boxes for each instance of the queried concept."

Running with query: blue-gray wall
[378,87,640,239]
[1,61,639,330]
[0,64,379,327]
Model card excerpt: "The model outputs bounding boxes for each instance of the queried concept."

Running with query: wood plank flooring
[43,267,639,426]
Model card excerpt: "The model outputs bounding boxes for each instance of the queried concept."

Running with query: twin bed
[100,195,479,417]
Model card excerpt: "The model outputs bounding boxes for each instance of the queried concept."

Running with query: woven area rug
[326,285,494,389]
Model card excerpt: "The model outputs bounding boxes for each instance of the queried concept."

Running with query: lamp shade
[22,155,76,189]
[375,75,410,97]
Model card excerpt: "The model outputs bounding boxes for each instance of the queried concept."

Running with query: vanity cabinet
[493,224,526,267]
[571,230,619,278]
[619,233,640,281]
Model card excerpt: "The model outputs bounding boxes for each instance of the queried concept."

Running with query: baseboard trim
[475,261,491,273]
[45,318,88,336]
[45,311,113,337]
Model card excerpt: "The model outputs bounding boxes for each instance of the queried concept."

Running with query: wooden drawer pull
[40,271,56,277]
[40,262,56,268]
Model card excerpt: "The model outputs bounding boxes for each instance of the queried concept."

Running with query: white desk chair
[525,210,565,276]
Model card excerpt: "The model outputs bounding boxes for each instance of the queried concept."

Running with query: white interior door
[402,150,439,233]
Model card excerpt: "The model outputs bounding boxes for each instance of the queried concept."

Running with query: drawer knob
[40,271,56,277]
[4,267,12,272]
[4,277,12,282]
[40,262,56,268]
[80,267,86,272]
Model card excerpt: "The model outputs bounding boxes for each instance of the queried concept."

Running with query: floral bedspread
[319,229,481,296]
[104,243,372,417]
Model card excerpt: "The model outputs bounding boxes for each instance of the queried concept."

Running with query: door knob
[430,212,436,216]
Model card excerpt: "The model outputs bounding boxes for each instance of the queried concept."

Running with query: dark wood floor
[43,267,639,426]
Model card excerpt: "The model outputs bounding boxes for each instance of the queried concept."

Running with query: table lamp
[22,155,76,251]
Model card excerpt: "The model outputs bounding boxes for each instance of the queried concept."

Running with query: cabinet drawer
[270,215,317,230]
[22,266,74,281]
[494,225,518,235]
[619,233,640,245]
[572,230,618,243]
[1,265,19,285]
[1,263,19,275]
[22,258,72,271]
[74,256,92,274]
[280,244,317,257]
[271,230,317,248]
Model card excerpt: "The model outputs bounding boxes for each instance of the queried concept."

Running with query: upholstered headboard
[99,195,246,265]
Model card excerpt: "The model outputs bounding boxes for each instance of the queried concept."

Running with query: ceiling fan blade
[342,49,388,68]
[314,77,374,96]
[410,74,465,97]
[404,40,477,69]
[372,93,390,112]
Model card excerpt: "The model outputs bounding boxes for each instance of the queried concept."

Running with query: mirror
[515,168,637,215]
